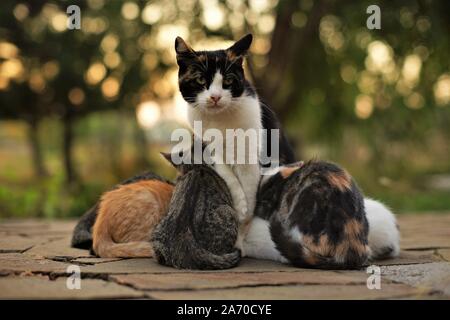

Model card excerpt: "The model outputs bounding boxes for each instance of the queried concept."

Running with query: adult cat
[175,34,295,252]
[152,150,240,270]
[71,172,174,258]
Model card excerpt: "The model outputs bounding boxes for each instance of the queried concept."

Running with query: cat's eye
[196,77,206,86]
[223,77,233,86]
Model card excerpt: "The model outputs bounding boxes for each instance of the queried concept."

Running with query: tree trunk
[110,109,125,179]
[26,117,48,178]
[63,112,76,184]
[249,0,330,120]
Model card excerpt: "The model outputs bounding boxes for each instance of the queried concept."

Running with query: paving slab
[0,220,76,238]
[0,234,49,253]
[0,253,69,274]
[397,214,450,249]
[109,270,369,291]
[24,236,93,260]
[370,250,442,266]
[0,216,449,299]
[80,257,316,275]
[382,262,450,296]
[80,250,441,276]
[147,283,423,300]
[0,275,145,299]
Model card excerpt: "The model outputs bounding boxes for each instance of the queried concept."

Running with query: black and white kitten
[175,34,295,253]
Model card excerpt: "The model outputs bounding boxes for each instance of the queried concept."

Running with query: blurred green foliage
[0,0,449,218]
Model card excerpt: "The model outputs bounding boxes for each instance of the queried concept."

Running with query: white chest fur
[187,95,262,255]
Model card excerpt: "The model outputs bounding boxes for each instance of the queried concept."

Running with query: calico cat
[71,172,174,258]
[175,34,295,253]
[245,160,371,269]
[151,151,241,270]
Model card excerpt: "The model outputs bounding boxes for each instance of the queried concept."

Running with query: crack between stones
[404,246,450,251]
[4,236,67,255]
[0,248,33,254]
[433,249,448,262]
[106,277,370,293]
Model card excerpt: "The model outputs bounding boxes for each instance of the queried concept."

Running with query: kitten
[253,105,400,261]
[71,172,174,258]
[151,151,241,270]
[245,160,371,269]
[175,34,295,253]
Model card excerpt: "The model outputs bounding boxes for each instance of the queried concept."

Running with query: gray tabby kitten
[152,151,241,270]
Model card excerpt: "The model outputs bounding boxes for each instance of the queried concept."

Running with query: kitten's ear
[226,34,253,59]
[161,150,190,174]
[160,152,174,165]
[161,150,184,166]
[175,37,194,55]
[279,161,304,179]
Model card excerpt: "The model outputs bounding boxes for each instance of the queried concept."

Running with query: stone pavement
[0,214,449,299]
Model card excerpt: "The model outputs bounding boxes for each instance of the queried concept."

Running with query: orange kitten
[92,180,174,258]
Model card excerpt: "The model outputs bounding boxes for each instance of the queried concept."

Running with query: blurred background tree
[0,0,449,218]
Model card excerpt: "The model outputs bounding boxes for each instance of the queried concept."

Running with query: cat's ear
[226,34,253,60]
[279,161,304,179]
[175,37,195,56]
[161,150,183,167]
[160,152,174,165]
[161,150,191,174]
[175,37,196,66]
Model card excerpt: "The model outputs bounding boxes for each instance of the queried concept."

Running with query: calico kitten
[71,172,174,258]
[175,34,294,253]
[152,151,241,270]
[245,160,371,269]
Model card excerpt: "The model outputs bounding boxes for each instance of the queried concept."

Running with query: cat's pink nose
[210,95,221,104]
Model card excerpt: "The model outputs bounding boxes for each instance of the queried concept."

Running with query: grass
[0,174,106,218]
[371,190,450,214]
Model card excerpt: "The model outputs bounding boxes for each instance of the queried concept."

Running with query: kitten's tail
[94,240,154,258]
[93,232,154,258]
[71,204,98,249]
[190,247,241,270]
[92,216,153,258]
[152,237,241,270]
